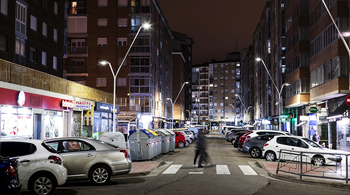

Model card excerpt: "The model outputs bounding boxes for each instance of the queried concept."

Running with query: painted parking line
[238,165,258,175]
[216,165,231,175]
[162,164,183,174]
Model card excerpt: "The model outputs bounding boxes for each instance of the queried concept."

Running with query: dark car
[232,132,248,148]
[0,156,21,195]
[226,130,249,142]
[242,134,276,158]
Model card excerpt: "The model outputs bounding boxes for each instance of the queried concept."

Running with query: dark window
[0,142,36,157]
[43,0,48,7]
[277,137,290,145]
[0,33,7,52]
[29,47,36,62]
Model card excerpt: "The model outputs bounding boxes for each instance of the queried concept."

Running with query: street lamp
[256,58,289,131]
[167,82,189,129]
[99,23,151,132]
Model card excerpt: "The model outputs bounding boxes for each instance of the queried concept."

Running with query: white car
[184,130,195,141]
[247,130,291,138]
[262,135,345,165]
[0,139,67,195]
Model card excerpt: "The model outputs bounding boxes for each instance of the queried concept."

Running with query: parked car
[174,131,191,147]
[0,156,21,195]
[232,131,248,148]
[174,131,187,148]
[242,134,276,158]
[184,130,195,141]
[225,127,244,137]
[188,127,199,139]
[45,137,132,185]
[262,135,345,165]
[226,130,250,142]
[238,130,290,150]
[0,139,67,195]
[238,131,253,150]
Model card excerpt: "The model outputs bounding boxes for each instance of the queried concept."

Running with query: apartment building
[251,0,286,130]
[171,31,193,127]
[0,0,67,77]
[65,0,175,129]
[191,63,209,125]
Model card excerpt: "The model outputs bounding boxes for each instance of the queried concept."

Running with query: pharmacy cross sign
[346,94,350,106]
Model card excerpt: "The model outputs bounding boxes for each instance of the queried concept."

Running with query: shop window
[1,107,33,138]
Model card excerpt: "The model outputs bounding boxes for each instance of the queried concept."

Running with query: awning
[328,101,349,117]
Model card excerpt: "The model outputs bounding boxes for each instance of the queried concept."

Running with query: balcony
[65,66,88,77]
[68,7,87,15]
[67,46,88,57]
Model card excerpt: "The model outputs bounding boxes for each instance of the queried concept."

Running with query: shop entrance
[33,114,42,139]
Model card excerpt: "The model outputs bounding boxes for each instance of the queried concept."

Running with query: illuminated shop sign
[17,91,25,106]
[61,100,74,109]
[74,101,92,110]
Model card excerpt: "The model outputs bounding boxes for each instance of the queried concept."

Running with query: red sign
[346,94,350,106]
[61,100,74,109]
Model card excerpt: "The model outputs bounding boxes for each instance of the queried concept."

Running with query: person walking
[193,130,207,168]
[312,131,320,143]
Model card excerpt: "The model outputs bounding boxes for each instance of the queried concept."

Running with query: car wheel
[89,165,111,185]
[312,155,325,166]
[265,151,276,161]
[185,141,190,147]
[250,147,261,158]
[231,140,235,145]
[177,141,185,148]
[29,173,56,195]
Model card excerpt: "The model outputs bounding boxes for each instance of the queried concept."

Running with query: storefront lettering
[74,101,92,110]
[61,100,74,109]
[100,106,110,110]
[17,91,25,106]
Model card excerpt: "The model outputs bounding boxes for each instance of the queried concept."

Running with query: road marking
[238,165,258,175]
[216,165,230,175]
[189,171,203,174]
[162,164,182,174]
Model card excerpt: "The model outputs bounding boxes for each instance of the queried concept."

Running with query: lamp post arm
[174,83,186,104]
[260,60,279,94]
[107,62,116,78]
[322,0,350,56]
[116,26,144,77]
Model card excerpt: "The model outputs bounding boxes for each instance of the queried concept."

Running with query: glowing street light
[99,23,151,132]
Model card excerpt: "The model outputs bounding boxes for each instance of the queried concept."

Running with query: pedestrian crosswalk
[161,164,258,176]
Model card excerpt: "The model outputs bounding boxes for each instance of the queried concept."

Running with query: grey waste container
[145,129,161,157]
[155,129,170,154]
[128,129,156,161]
[164,129,175,152]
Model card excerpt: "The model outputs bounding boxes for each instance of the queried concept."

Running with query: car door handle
[20,160,30,163]
[86,153,93,157]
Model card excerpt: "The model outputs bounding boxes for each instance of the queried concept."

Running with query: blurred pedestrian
[193,130,207,168]
[312,131,320,143]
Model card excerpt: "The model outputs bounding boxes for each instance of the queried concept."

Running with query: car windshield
[301,138,322,148]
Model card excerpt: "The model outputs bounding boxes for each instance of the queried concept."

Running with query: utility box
[154,129,170,154]
[128,129,156,161]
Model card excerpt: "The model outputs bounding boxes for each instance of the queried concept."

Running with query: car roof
[0,139,43,144]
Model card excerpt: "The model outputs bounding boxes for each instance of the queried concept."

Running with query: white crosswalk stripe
[238,165,258,175]
[162,164,182,174]
[161,164,258,176]
[216,165,230,175]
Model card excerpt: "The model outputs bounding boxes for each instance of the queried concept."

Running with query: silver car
[45,137,132,185]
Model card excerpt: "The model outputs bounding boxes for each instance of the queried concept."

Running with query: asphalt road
[23,136,350,195]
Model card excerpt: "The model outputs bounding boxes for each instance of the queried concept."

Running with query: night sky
[157,0,269,64]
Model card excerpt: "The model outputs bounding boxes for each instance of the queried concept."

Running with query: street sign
[346,94,350,106]
[306,106,321,113]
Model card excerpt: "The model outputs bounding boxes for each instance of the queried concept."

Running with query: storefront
[72,99,93,137]
[93,102,119,133]
[0,85,73,140]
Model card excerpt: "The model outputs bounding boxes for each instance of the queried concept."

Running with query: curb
[113,160,166,178]
[256,161,350,189]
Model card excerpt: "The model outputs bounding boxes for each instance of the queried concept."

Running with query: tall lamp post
[256,57,289,131]
[99,23,151,132]
[167,82,189,128]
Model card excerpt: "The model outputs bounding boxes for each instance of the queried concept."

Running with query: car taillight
[121,149,129,158]
[247,136,250,138]
[6,165,17,177]
[264,143,269,146]
[48,156,62,165]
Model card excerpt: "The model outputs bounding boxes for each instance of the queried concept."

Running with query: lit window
[97,38,107,46]
[98,0,108,7]
[53,29,58,42]
[97,18,108,27]
[96,78,107,87]
[42,51,47,66]
[53,56,57,70]
[117,78,127,86]
[30,15,37,31]
[42,22,47,36]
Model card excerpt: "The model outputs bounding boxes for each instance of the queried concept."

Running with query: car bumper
[56,165,68,186]
[111,158,132,175]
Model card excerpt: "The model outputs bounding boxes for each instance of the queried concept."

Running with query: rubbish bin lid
[128,129,155,138]
[146,129,159,136]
